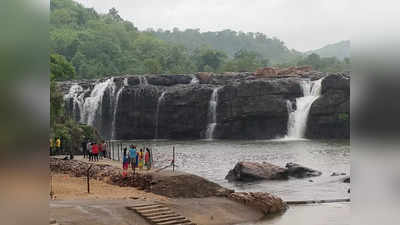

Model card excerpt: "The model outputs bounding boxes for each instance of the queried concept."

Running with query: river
[114,138,350,225]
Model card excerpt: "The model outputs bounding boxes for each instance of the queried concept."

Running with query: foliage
[338,113,349,121]
[50,0,350,79]
[50,53,76,81]
[50,81,64,127]
[223,49,269,72]
[297,53,351,72]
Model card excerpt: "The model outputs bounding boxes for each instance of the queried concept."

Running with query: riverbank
[50,157,286,225]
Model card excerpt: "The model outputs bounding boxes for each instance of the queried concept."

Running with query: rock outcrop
[226,161,322,182]
[225,162,289,182]
[285,162,322,178]
[59,71,350,140]
[228,192,287,215]
[306,73,350,138]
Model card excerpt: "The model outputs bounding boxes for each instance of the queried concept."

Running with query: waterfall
[154,91,167,139]
[286,78,323,139]
[205,87,221,139]
[64,84,85,121]
[139,76,148,85]
[81,78,116,126]
[190,75,199,84]
[111,78,128,140]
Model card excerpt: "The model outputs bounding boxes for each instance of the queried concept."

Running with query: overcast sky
[75,0,353,52]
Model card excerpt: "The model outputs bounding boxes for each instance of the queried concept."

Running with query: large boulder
[285,162,322,178]
[225,162,288,182]
[228,192,287,215]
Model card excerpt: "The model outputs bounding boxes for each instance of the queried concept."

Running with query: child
[122,148,129,177]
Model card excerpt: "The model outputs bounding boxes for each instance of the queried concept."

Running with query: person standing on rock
[55,137,61,155]
[92,142,99,162]
[87,141,92,161]
[49,138,54,156]
[122,148,129,177]
[145,148,151,170]
[129,145,137,174]
[81,139,88,159]
[138,149,144,170]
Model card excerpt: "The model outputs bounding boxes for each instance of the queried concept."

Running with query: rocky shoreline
[59,71,349,140]
[50,157,287,216]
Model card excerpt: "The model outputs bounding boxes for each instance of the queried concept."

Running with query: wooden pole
[172,146,175,172]
[87,165,93,193]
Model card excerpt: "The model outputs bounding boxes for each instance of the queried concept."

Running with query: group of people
[81,139,108,162]
[122,145,152,176]
[49,137,62,155]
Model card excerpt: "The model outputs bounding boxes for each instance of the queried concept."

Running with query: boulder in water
[285,162,322,178]
[228,192,287,215]
[225,162,288,182]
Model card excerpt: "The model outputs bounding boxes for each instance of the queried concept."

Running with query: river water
[118,139,350,201]
[116,138,350,225]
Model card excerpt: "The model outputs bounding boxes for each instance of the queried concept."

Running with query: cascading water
[111,78,128,139]
[81,78,116,126]
[190,75,199,84]
[205,87,221,139]
[154,91,167,139]
[64,84,85,121]
[286,78,323,139]
[139,76,148,85]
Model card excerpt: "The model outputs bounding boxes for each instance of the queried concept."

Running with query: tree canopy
[50,0,350,80]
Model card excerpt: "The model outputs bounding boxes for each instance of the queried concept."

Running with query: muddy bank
[50,158,287,217]
[50,157,233,198]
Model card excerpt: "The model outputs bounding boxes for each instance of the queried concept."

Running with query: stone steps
[126,202,196,225]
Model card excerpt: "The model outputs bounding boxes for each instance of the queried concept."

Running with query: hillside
[148,29,301,64]
[50,0,349,81]
[306,40,350,60]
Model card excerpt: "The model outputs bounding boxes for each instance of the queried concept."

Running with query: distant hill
[306,40,350,60]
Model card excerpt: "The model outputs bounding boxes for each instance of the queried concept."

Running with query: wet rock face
[60,72,349,140]
[285,162,322,178]
[307,73,350,138]
[225,162,289,182]
[229,192,287,215]
[216,78,301,139]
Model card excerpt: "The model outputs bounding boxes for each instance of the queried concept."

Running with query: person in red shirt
[92,142,99,162]
[145,148,151,170]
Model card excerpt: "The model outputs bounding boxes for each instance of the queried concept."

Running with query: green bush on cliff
[338,113,349,121]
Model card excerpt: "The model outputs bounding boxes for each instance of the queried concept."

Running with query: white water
[64,84,85,121]
[139,76,148,85]
[81,78,116,126]
[286,78,323,138]
[190,75,199,84]
[154,91,167,139]
[111,78,128,139]
[205,87,221,139]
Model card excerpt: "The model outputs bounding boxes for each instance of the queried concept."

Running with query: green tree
[50,53,76,81]
[50,81,64,127]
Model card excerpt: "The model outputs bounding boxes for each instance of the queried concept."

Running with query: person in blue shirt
[129,145,137,174]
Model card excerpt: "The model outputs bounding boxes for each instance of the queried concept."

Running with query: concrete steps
[126,201,196,225]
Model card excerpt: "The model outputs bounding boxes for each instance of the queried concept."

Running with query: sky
[74,0,353,52]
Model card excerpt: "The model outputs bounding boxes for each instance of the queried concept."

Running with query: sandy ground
[50,173,265,225]
[50,173,167,201]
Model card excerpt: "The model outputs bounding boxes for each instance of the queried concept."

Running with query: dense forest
[50,0,350,81]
